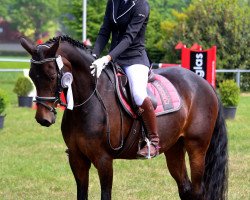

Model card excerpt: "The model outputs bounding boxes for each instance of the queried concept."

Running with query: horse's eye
[49,73,57,80]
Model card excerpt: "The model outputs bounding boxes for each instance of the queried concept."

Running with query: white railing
[0,58,29,62]
[216,69,250,87]
[0,69,25,72]
[1,59,249,87]
[0,58,34,97]
[0,58,29,73]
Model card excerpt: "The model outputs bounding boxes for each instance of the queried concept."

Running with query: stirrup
[145,137,151,159]
[137,138,159,159]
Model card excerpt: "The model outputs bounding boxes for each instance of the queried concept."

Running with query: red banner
[181,46,216,87]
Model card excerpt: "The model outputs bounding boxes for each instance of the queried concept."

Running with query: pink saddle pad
[118,73,182,118]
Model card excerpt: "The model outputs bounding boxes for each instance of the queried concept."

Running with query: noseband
[31,56,66,114]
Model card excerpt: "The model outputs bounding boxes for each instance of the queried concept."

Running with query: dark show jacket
[92,0,150,67]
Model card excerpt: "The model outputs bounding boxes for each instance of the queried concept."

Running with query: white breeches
[124,64,149,106]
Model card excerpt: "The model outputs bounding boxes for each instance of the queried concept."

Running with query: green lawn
[0,72,249,199]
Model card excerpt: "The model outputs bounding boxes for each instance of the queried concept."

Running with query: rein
[73,77,98,108]
[102,65,125,151]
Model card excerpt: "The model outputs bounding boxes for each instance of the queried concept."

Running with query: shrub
[13,77,34,96]
[240,73,250,92]
[219,79,240,107]
[0,89,8,115]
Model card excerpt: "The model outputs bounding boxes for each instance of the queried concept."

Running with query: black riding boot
[137,97,160,158]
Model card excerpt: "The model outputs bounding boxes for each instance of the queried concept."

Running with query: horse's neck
[59,44,95,104]
[60,44,93,70]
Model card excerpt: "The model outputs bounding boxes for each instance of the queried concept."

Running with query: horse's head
[20,37,71,127]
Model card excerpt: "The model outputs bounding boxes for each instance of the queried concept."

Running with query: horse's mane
[45,35,89,51]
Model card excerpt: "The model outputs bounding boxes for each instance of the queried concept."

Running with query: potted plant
[219,79,240,119]
[0,89,8,129]
[13,76,34,107]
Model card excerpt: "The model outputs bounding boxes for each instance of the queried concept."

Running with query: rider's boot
[137,97,160,158]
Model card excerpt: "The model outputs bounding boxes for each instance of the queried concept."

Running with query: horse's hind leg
[164,138,192,200]
[185,138,207,200]
[68,149,91,200]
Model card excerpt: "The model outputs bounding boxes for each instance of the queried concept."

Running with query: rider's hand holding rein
[90,55,112,78]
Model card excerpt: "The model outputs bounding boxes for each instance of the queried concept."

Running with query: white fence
[0,58,29,73]
[0,58,250,87]
[0,58,35,97]
[216,69,250,87]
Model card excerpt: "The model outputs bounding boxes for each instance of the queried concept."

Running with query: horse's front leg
[93,156,113,200]
[68,149,91,200]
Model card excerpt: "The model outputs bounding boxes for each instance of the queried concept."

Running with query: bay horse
[20,35,228,200]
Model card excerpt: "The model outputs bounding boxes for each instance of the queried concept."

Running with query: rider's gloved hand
[90,55,111,78]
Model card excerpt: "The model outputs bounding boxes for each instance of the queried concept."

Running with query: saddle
[112,65,182,118]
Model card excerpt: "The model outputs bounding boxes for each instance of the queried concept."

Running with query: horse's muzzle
[35,109,56,127]
[36,117,55,127]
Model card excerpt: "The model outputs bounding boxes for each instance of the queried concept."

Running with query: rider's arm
[108,1,149,61]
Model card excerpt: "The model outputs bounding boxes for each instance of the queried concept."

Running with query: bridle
[31,55,98,114]
[31,56,66,114]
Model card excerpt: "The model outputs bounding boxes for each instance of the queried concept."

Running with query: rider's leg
[137,97,159,157]
[124,64,159,158]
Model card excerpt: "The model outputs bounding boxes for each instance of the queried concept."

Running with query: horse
[20,35,228,200]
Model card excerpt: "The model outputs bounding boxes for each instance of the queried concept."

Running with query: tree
[161,0,250,69]
[146,0,191,62]
[146,9,166,62]
[61,0,106,43]
[60,0,83,40]
[0,0,13,18]
[87,0,106,44]
[7,0,60,40]
[149,0,191,19]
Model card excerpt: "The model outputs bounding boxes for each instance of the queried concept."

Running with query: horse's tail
[203,98,228,200]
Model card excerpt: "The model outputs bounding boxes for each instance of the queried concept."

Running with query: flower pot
[223,106,237,119]
[18,96,33,107]
[0,115,5,129]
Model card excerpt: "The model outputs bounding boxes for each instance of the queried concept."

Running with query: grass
[0,72,249,199]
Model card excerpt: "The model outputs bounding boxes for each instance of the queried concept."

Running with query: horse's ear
[45,37,61,57]
[20,37,36,55]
